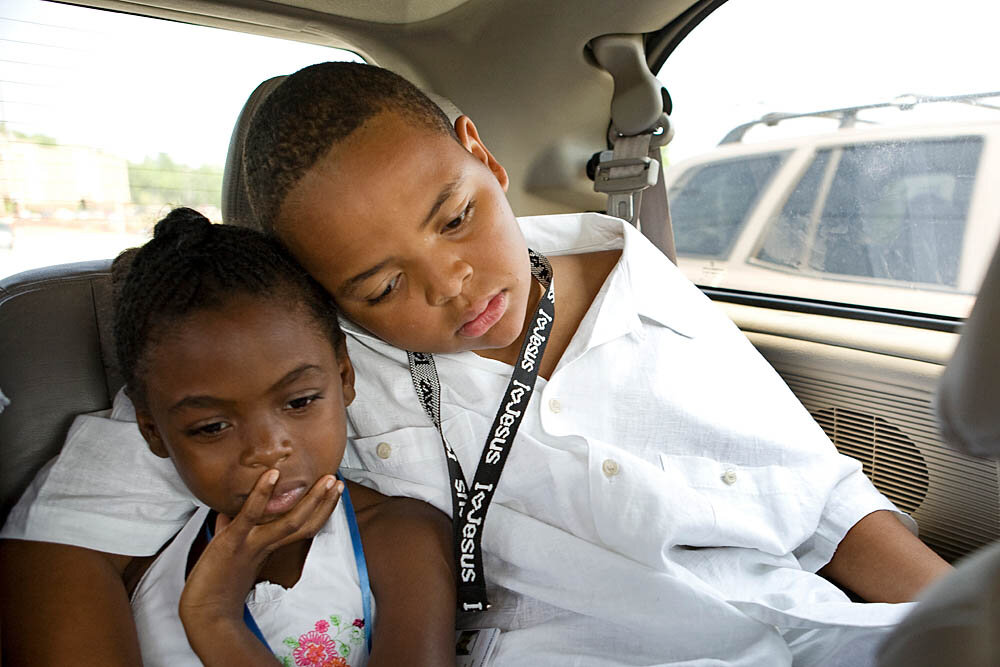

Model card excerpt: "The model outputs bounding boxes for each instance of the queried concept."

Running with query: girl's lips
[264,483,307,515]
[459,292,508,338]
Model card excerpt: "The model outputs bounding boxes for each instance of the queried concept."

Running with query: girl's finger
[214,512,232,534]
[260,475,341,550]
[231,468,280,532]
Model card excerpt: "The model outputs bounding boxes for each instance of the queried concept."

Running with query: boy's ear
[454,115,509,192]
[337,343,357,407]
[135,410,170,459]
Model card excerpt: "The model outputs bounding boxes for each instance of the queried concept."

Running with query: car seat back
[222,75,287,231]
[0,260,120,523]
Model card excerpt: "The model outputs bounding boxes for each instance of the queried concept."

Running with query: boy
[1,63,950,665]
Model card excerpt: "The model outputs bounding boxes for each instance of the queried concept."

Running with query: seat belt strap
[639,139,677,263]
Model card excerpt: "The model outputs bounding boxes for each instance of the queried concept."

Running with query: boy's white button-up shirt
[3,213,913,666]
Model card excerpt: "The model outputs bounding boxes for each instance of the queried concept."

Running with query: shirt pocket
[658,453,817,555]
[587,441,718,569]
[349,412,478,495]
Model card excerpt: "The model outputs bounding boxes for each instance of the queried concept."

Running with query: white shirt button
[721,469,738,485]
[602,459,620,477]
[548,398,562,413]
[376,442,392,459]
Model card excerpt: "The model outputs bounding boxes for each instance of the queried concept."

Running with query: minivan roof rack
[719,91,1000,144]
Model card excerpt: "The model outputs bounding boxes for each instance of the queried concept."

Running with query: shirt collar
[520,213,698,339]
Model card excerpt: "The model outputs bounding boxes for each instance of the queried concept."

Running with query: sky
[2,0,999,167]
[660,0,1000,161]
[1,0,360,166]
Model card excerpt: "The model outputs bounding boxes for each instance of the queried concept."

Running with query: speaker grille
[778,369,1000,562]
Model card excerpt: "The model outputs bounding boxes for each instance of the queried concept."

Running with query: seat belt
[590,34,677,263]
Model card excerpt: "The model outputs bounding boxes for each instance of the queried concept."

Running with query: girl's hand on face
[179,470,342,660]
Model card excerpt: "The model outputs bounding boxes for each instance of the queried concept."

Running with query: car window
[755,137,982,287]
[0,0,361,280]
[659,0,1000,318]
[754,150,831,269]
[669,152,787,258]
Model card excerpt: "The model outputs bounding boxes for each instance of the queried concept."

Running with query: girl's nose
[426,258,473,305]
[240,419,293,468]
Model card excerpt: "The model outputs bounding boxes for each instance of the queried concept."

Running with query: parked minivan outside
[664,95,1000,320]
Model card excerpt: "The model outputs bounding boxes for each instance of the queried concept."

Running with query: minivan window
[669,152,786,258]
[0,0,361,280]
[809,138,980,285]
[755,138,981,286]
[755,151,831,269]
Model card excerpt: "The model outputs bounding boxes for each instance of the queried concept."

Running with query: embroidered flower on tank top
[279,616,365,667]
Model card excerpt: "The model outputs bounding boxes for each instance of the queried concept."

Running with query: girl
[113,207,456,666]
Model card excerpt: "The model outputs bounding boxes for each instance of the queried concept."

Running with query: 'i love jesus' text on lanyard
[407,249,554,612]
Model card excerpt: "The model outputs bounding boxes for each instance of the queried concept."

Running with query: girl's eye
[287,393,322,411]
[367,275,399,305]
[444,201,475,232]
[187,421,229,437]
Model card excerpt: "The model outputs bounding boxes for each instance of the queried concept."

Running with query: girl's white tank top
[131,500,372,666]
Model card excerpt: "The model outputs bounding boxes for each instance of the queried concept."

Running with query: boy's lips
[458,291,507,338]
[264,482,307,515]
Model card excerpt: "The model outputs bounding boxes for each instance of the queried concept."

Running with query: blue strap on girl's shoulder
[200,474,374,656]
[338,471,374,654]
[201,512,271,650]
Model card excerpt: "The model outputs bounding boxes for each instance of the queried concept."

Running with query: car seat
[876,237,1000,666]
[0,259,118,523]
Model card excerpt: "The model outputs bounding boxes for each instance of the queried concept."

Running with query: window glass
[0,0,362,280]
[755,151,830,269]
[659,0,1000,318]
[669,152,786,258]
[755,138,981,287]
[809,138,980,285]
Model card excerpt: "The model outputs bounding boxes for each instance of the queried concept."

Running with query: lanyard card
[455,627,501,666]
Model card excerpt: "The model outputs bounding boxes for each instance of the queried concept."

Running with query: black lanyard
[407,249,554,612]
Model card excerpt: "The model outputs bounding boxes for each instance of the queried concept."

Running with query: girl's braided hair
[113,207,343,409]
[244,62,458,233]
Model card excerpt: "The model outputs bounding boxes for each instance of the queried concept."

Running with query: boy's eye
[367,275,399,305]
[187,421,229,437]
[287,393,323,411]
[443,201,475,232]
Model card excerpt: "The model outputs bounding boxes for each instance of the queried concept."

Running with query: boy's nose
[426,258,472,305]
[240,420,293,468]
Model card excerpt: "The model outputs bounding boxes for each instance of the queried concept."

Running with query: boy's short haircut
[244,62,459,233]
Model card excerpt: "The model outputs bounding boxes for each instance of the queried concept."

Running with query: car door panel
[720,301,999,562]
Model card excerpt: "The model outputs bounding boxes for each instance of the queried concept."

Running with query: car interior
[1,0,998,661]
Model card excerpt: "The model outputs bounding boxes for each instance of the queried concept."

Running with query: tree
[128,153,223,208]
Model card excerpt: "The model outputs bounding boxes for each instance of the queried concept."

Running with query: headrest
[936,236,1000,459]
[221,75,287,231]
[426,92,463,126]
[221,70,462,232]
